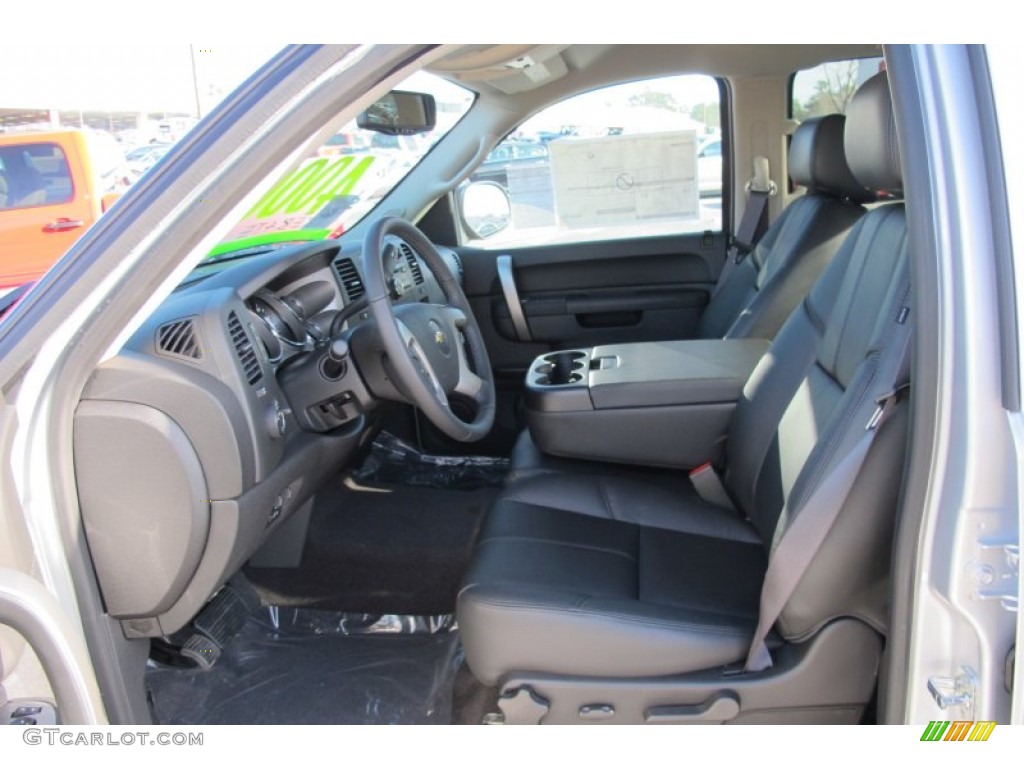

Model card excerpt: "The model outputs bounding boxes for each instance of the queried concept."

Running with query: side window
[462,75,723,247]
[791,56,885,119]
[0,143,74,210]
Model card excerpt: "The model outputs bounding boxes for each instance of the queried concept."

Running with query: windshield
[208,72,474,259]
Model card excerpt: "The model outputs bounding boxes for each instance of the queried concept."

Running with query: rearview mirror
[357,90,437,136]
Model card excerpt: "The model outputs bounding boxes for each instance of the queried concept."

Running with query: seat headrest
[845,70,902,197]
[788,114,871,203]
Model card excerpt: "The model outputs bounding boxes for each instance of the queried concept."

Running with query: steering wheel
[361,216,496,442]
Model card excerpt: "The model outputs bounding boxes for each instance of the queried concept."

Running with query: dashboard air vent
[333,257,365,301]
[399,243,424,285]
[227,311,262,386]
[156,318,202,360]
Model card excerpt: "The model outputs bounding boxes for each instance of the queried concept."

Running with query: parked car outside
[0,129,127,289]
[469,139,549,187]
[125,143,173,179]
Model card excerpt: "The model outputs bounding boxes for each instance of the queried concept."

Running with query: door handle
[43,219,85,233]
[496,254,532,342]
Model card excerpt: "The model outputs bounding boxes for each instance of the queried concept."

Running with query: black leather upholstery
[458,71,909,687]
[844,71,902,196]
[696,114,867,341]
[508,427,697,487]
[788,115,872,202]
[459,500,767,682]
[501,471,760,541]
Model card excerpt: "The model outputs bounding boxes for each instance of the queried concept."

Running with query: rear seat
[457,72,909,708]
[509,112,872,484]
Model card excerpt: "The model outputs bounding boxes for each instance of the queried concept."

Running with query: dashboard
[72,236,462,639]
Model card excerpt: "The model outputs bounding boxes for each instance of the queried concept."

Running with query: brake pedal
[192,580,259,649]
[180,634,221,670]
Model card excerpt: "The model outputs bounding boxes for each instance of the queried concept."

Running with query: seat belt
[745,307,911,672]
[690,158,776,511]
[712,156,775,299]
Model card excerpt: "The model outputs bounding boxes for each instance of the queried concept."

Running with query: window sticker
[547,131,699,229]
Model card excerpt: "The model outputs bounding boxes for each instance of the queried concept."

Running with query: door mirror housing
[459,181,511,240]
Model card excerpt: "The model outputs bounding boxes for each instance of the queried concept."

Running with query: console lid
[588,339,768,410]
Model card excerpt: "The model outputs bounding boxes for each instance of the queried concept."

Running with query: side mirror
[459,181,511,240]
[357,90,437,136]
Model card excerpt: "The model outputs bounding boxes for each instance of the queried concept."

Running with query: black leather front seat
[508,111,871,485]
[699,112,870,341]
[457,72,909,723]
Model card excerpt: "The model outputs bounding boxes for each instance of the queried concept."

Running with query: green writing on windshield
[245,155,375,219]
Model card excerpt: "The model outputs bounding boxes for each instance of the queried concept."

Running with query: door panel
[461,231,726,374]
[424,72,729,455]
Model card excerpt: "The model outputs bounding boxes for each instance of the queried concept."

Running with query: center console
[524,339,769,469]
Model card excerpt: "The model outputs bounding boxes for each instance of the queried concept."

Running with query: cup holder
[535,351,587,386]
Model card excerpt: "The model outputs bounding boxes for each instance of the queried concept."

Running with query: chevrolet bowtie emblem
[428,319,451,354]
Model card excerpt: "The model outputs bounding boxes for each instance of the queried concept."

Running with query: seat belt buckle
[866,384,910,431]
[689,462,735,511]
[690,461,715,480]
[728,241,751,264]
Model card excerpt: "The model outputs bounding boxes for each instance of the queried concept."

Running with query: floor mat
[147,610,461,725]
[245,473,495,615]
[353,431,510,490]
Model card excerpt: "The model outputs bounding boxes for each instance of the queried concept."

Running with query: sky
[2,0,1012,47]
[2,45,282,114]
[1,47,725,134]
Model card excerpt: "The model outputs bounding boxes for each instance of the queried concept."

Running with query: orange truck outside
[0,130,124,289]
